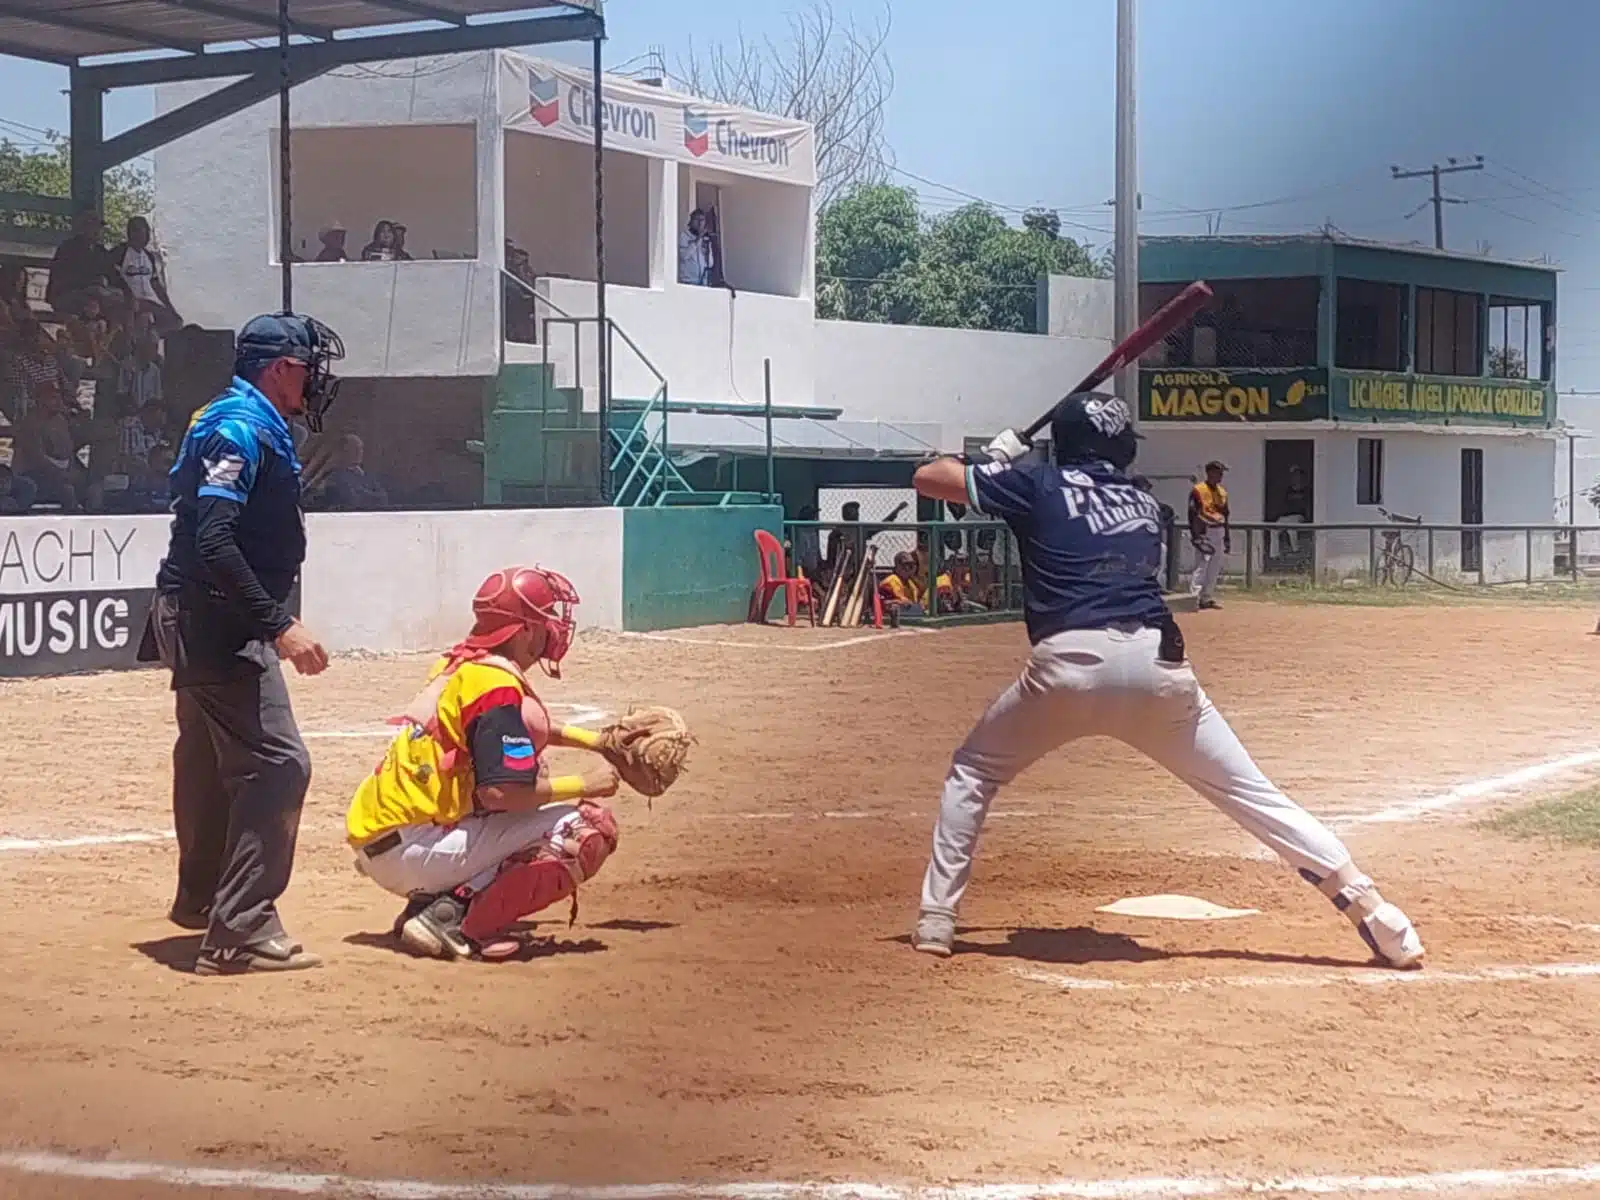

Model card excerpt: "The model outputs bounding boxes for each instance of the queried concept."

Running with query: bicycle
[1375,506,1421,586]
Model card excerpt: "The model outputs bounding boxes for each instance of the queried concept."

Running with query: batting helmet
[1049,391,1139,471]
[459,566,580,678]
[235,311,345,433]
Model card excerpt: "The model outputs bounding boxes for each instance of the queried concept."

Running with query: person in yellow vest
[1188,460,1231,609]
[345,566,622,962]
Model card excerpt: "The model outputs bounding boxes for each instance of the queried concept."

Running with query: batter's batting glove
[984,429,1030,465]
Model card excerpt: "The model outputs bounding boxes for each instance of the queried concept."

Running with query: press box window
[1356,438,1384,506]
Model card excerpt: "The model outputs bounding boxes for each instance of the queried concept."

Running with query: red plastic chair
[751,529,816,626]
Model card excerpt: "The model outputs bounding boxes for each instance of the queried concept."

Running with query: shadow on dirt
[341,930,608,962]
[884,925,1368,970]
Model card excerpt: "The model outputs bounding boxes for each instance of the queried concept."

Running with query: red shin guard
[460,806,617,944]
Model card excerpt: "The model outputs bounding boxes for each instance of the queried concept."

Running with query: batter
[906,393,1424,969]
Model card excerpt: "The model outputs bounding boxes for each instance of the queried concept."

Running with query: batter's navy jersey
[966,456,1169,643]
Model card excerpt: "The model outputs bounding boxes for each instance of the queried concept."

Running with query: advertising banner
[0,515,167,677]
[1336,372,1552,428]
[500,53,816,187]
[1139,368,1330,422]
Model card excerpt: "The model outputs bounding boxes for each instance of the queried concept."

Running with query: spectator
[0,462,37,514]
[46,208,131,316]
[110,216,182,332]
[677,209,714,285]
[391,223,415,261]
[360,221,400,262]
[3,318,67,416]
[311,433,389,510]
[118,396,168,471]
[118,332,164,413]
[0,263,30,330]
[792,503,822,581]
[13,380,80,509]
[1275,464,1311,558]
[64,293,111,363]
[822,500,864,593]
[315,223,349,262]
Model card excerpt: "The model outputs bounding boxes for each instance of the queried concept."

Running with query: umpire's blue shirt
[966,456,1170,644]
[149,377,306,684]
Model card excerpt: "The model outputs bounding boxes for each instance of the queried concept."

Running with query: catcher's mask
[461,566,579,677]
[234,311,345,433]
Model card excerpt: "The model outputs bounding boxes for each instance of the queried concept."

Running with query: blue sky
[4,0,1599,394]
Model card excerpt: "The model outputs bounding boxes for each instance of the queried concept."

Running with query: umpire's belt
[358,829,403,860]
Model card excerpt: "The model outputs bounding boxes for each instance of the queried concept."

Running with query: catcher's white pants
[355,806,582,898]
[920,625,1354,918]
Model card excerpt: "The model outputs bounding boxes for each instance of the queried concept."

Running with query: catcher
[343,565,692,961]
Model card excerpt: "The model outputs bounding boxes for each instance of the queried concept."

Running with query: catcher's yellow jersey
[345,657,538,845]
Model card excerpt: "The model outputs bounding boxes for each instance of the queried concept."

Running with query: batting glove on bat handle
[984,429,1031,465]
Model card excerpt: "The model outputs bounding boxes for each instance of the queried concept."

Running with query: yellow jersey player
[345,566,622,961]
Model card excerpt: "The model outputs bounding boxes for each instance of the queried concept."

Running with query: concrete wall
[505,135,651,288]
[1039,275,1115,340]
[621,505,782,630]
[813,320,1113,451]
[301,508,623,651]
[155,54,504,377]
[281,124,479,261]
[679,163,812,299]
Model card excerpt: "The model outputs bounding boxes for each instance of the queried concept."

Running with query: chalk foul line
[6,1149,1600,1199]
[0,831,174,854]
[1013,961,1600,994]
[1341,748,1600,825]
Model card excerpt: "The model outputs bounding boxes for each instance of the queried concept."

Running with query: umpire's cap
[1049,390,1139,471]
[235,311,345,433]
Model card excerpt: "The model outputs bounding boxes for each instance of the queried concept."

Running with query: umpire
[138,312,344,975]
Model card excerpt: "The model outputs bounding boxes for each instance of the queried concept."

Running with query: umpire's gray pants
[172,657,312,949]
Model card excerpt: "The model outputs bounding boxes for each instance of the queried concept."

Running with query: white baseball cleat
[1361,901,1425,969]
[913,911,955,957]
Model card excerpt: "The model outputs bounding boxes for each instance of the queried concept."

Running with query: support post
[278,0,293,311]
[764,358,775,503]
[1113,0,1139,411]
[592,35,610,505]
[1570,430,1579,579]
[68,70,105,218]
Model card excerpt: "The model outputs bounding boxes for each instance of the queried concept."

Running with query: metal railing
[499,268,694,507]
[1199,520,1600,590]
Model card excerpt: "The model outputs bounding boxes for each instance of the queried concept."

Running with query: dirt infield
[4,600,1600,1199]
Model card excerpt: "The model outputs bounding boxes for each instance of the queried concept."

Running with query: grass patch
[1482,785,1600,848]
[1220,580,1598,609]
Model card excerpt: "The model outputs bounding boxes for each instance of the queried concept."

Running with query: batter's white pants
[920,625,1354,917]
[1190,543,1225,600]
[354,806,582,898]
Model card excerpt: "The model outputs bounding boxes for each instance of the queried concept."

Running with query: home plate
[1096,894,1261,920]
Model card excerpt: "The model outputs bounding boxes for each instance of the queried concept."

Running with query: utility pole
[1391,155,1482,250]
[1113,0,1139,412]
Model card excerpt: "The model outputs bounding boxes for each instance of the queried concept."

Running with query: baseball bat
[1020,280,1214,442]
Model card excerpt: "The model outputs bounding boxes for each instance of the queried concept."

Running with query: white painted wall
[155,54,504,377]
[678,163,812,298]
[278,124,479,262]
[505,134,651,288]
[302,508,623,652]
[812,320,1113,451]
[1040,275,1115,340]
[542,275,816,407]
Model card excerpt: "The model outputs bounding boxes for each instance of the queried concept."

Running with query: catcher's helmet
[235,311,345,433]
[461,566,580,678]
[1049,390,1139,471]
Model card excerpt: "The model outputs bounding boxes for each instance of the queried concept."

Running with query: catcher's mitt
[598,706,694,797]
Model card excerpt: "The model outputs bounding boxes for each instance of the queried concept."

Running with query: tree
[1022,207,1061,240]
[677,0,893,208]
[817,190,1107,333]
[0,135,153,238]
[1488,345,1527,379]
[815,183,921,323]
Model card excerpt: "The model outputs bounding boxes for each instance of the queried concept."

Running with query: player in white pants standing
[906,393,1424,969]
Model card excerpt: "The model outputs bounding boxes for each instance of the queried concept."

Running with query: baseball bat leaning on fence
[1020,280,1215,442]
[821,548,853,626]
[842,546,876,628]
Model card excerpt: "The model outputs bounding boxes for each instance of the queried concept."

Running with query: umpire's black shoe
[194,936,323,975]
